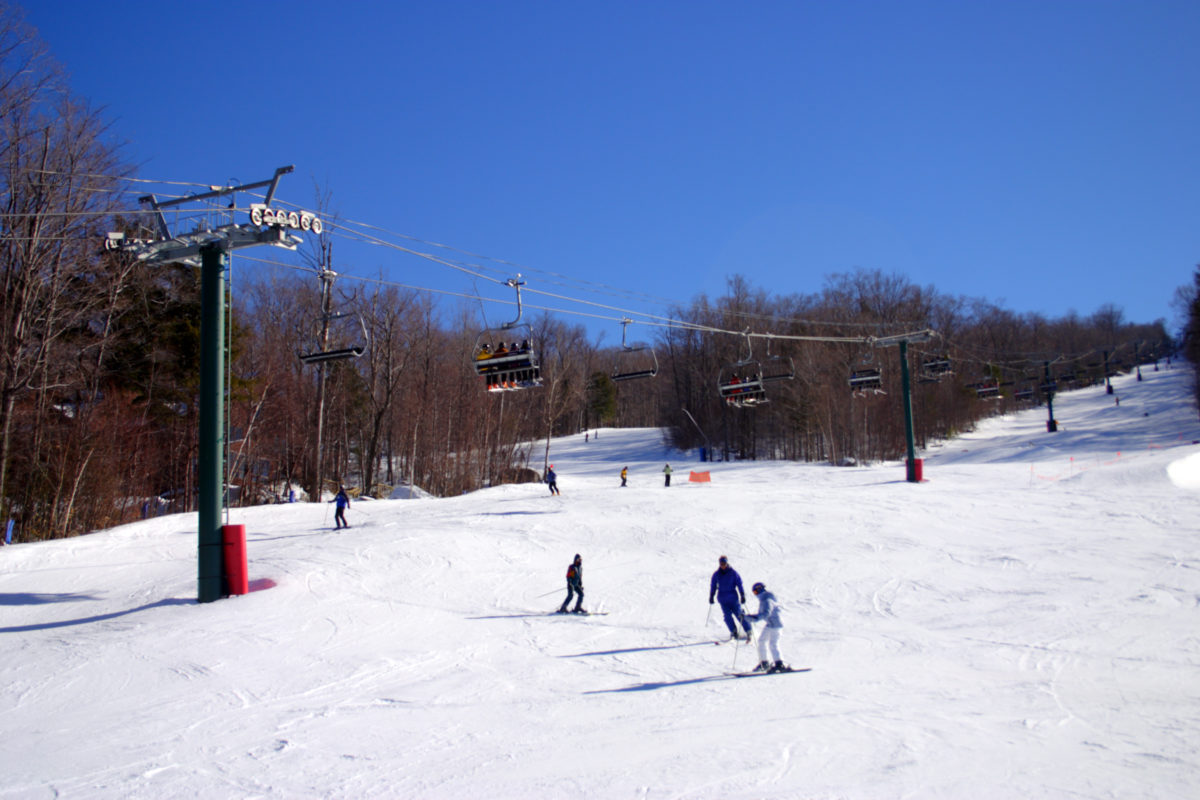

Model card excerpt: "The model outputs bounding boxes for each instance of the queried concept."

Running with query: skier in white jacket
[744,581,789,673]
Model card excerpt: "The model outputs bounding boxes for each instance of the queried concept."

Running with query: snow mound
[1167,451,1200,490]
[389,483,435,500]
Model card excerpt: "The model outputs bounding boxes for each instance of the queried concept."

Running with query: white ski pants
[756,626,781,663]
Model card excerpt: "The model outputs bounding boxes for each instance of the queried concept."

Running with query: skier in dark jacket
[332,486,350,529]
[709,555,751,641]
[546,465,560,496]
[558,554,584,613]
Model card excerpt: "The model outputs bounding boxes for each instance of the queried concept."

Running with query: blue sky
[25,1,1200,340]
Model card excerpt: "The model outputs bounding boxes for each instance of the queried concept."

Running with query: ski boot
[752,660,771,673]
[571,606,586,614]
[768,660,789,674]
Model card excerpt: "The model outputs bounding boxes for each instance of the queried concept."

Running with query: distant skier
[745,581,789,673]
[663,463,673,487]
[620,466,628,487]
[333,486,350,529]
[558,553,584,613]
[709,555,751,642]
[546,465,560,496]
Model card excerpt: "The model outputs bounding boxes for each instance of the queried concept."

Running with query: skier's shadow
[584,674,737,693]
[559,642,712,658]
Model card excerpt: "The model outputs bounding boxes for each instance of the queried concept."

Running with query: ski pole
[705,603,712,627]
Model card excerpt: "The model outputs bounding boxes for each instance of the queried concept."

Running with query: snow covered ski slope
[2,365,1199,798]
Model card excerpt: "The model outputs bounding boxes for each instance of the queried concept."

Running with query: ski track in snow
[2,367,1200,798]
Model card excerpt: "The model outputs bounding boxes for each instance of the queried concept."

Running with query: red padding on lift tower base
[222,524,249,595]
[906,458,924,483]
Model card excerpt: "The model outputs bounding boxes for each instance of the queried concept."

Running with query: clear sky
[23,0,1200,340]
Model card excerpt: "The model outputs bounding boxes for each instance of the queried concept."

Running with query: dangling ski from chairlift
[611,319,658,381]
[472,277,543,392]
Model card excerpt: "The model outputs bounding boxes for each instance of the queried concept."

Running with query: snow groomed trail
[2,366,1199,798]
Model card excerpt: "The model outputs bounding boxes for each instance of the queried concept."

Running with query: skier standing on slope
[557,554,584,613]
[332,486,351,529]
[546,465,560,496]
[744,581,790,673]
[663,463,673,487]
[709,555,751,641]
[620,466,628,487]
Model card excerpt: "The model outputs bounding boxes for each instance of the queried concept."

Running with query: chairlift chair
[760,337,795,383]
[471,278,543,392]
[611,319,659,381]
[718,363,767,407]
[974,382,1001,399]
[298,311,368,365]
[718,331,768,407]
[849,367,884,395]
[919,357,952,382]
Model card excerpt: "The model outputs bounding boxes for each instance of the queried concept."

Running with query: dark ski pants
[335,508,348,528]
[560,581,583,611]
[719,597,748,636]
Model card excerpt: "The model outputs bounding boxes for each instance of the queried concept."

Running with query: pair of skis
[725,666,811,678]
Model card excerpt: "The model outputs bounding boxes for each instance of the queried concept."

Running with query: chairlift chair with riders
[471,277,543,392]
[919,356,953,383]
[611,318,659,381]
[974,381,1001,399]
[718,330,768,407]
[849,348,884,395]
[849,367,884,394]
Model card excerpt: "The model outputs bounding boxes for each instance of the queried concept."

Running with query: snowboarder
[663,463,673,487]
[745,581,788,673]
[558,553,584,613]
[546,465,560,496]
[333,486,350,529]
[709,555,751,641]
[620,466,628,487]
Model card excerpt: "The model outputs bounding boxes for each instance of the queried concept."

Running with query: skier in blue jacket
[745,581,789,672]
[332,486,350,529]
[709,555,751,642]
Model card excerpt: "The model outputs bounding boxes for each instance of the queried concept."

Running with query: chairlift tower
[870,329,937,483]
[105,166,315,603]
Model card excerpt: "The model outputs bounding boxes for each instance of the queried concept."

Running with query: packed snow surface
[3,366,1200,799]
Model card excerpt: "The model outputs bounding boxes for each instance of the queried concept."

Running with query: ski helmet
[752,582,765,594]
